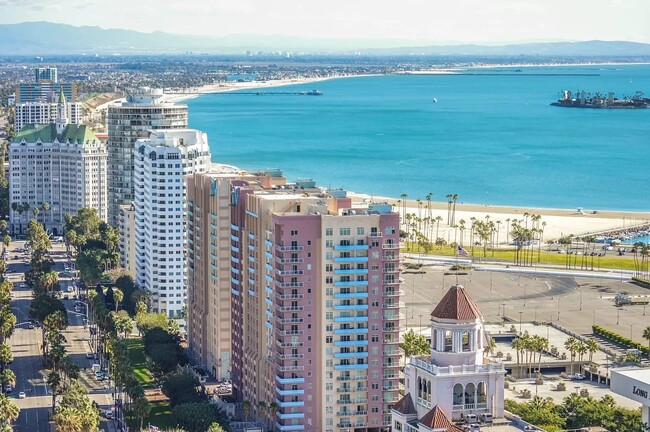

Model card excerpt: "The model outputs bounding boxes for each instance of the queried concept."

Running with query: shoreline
[163,74,381,103]
[346,191,650,242]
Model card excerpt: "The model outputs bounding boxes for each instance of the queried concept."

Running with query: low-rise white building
[133,129,210,318]
[392,284,506,431]
[9,95,107,235]
[14,100,82,132]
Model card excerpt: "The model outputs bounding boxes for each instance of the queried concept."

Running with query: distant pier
[215,90,323,96]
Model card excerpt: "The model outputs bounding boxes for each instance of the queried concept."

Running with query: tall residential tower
[107,88,188,225]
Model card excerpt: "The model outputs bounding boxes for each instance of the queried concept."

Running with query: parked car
[105,410,113,419]
[27,323,35,329]
[18,392,26,399]
[85,353,94,359]
[570,374,586,380]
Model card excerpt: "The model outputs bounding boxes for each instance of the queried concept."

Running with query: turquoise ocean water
[187,65,650,211]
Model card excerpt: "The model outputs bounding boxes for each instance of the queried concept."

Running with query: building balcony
[275,399,305,408]
[383,289,402,297]
[275,422,304,431]
[334,304,368,311]
[334,292,368,299]
[275,317,304,324]
[277,353,304,360]
[333,328,368,335]
[333,268,368,275]
[276,293,304,301]
[334,363,368,371]
[333,244,369,251]
[338,410,368,416]
[276,245,304,252]
[278,412,305,420]
[275,387,305,396]
[334,351,368,359]
[382,243,399,249]
[276,305,304,312]
[333,316,368,323]
[334,340,368,347]
[410,358,506,376]
[336,375,367,381]
[334,280,368,287]
[368,232,382,238]
[334,256,368,263]
[277,282,304,289]
[277,365,305,373]
[276,340,304,348]
[275,257,304,264]
[336,398,368,405]
[382,302,401,309]
[279,330,304,336]
[275,376,305,385]
[276,269,304,276]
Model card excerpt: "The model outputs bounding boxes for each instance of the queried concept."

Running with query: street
[7,240,117,432]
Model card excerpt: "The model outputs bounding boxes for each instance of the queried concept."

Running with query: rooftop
[13,123,98,144]
[431,284,483,321]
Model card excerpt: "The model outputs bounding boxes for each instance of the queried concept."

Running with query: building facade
[391,285,506,432]
[118,203,137,279]
[188,177,401,431]
[9,98,108,234]
[15,99,82,132]
[107,88,188,225]
[133,129,210,318]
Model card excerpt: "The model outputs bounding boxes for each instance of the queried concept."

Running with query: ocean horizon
[187,64,650,211]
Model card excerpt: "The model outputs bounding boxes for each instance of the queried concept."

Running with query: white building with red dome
[391,284,506,431]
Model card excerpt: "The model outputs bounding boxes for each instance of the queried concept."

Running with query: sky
[0,0,649,44]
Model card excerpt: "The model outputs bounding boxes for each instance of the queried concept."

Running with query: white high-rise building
[132,129,210,318]
[9,92,108,235]
[107,88,188,225]
[14,99,82,132]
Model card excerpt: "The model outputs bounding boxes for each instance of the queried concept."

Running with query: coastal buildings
[186,174,402,431]
[118,203,136,279]
[391,284,506,431]
[14,67,81,131]
[131,129,210,318]
[107,88,188,225]
[185,170,285,381]
[8,93,108,234]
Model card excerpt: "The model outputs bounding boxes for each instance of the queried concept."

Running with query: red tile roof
[392,394,417,415]
[430,284,482,321]
[419,405,454,429]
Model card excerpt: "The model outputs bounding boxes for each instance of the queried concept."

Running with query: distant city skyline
[1,0,649,45]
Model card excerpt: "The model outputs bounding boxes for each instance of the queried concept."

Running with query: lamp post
[630,324,633,339]
[557,297,560,321]
[419,314,423,329]
[617,307,621,325]
[518,311,523,334]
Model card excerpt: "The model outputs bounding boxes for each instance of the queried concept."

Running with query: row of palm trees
[10,201,50,234]
[632,242,650,280]
[241,399,281,425]
[564,337,599,375]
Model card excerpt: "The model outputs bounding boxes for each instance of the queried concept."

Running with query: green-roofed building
[9,118,108,235]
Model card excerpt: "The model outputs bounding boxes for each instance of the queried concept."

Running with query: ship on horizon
[551,90,649,109]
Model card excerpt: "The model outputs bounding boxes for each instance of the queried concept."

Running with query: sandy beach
[349,192,650,243]
[163,74,379,103]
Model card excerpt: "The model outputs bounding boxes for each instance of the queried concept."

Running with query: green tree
[54,380,100,432]
[242,400,252,422]
[162,372,205,407]
[0,393,19,428]
[207,423,227,432]
[400,329,430,363]
[643,326,650,349]
[76,248,104,288]
[132,396,151,430]
[171,403,229,432]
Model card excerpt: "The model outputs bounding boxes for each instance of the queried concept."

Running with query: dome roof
[430,284,482,321]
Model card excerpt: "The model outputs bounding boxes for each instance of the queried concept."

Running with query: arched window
[453,383,463,405]
[427,380,432,402]
[418,377,422,399]
[465,382,475,405]
[477,382,487,404]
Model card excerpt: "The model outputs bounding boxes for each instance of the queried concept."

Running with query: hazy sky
[1,0,649,44]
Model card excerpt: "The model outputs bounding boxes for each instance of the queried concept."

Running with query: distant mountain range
[2,21,650,57]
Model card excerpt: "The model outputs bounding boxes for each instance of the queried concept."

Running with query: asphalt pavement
[7,240,117,432]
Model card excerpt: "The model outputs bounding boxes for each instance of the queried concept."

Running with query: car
[85,353,94,359]
[27,323,35,329]
[67,286,74,293]
[571,374,586,380]
[5,384,11,392]
[18,391,26,399]
[63,295,69,300]
[19,283,26,289]
[105,410,113,419]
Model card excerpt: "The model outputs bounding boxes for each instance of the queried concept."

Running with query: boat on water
[551,90,650,109]
[299,90,322,96]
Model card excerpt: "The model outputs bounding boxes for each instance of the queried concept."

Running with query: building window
[326,228,333,236]
[357,227,364,235]
[340,227,350,236]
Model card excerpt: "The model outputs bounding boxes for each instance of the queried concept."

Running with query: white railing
[411,357,505,375]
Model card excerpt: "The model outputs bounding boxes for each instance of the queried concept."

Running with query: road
[7,240,117,432]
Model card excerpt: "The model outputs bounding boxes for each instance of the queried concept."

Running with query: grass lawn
[125,338,153,388]
[403,244,639,271]
[145,399,174,430]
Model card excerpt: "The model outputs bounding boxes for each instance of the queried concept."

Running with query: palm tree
[269,401,280,420]
[113,288,124,312]
[0,393,19,427]
[643,326,650,349]
[511,337,524,377]
[242,400,252,422]
[451,194,459,226]
[133,396,151,430]
[207,423,227,432]
[41,202,50,232]
[585,339,599,363]
[47,371,62,409]
[564,337,578,375]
